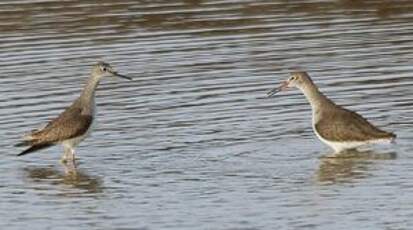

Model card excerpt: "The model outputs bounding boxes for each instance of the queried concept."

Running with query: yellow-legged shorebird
[268,71,396,153]
[16,61,131,163]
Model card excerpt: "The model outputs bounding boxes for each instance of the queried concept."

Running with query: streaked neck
[80,75,100,104]
[298,83,334,112]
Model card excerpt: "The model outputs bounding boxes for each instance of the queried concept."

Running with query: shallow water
[1,0,413,229]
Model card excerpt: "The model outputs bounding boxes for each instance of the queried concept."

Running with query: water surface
[1,1,413,229]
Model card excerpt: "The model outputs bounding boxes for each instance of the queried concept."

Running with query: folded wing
[18,103,93,156]
[315,108,395,142]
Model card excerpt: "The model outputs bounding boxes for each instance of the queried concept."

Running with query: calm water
[1,0,413,229]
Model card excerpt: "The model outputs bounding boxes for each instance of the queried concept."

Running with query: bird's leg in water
[60,147,71,164]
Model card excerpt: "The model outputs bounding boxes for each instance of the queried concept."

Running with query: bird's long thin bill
[114,72,132,80]
[267,87,281,97]
[267,81,288,97]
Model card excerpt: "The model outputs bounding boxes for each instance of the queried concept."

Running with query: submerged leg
[69,148,76,163]
[63,159,78,174]
[60,146,71,164]
[61,148,77,169]
[61,143,77,165]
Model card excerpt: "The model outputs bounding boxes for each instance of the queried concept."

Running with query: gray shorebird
[268,71,396,152]
[16,61,131,163]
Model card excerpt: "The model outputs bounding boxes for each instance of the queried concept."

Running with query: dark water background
[1,1,413,229]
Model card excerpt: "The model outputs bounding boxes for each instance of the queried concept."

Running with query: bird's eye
[102,67,107,71]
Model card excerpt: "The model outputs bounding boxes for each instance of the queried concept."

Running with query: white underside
[312,124,393,153]
[62,132,89,150]
[60,119,94,161]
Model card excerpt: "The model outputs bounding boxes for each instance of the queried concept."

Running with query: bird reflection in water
[316,149,396,184]
[24,164,103,196]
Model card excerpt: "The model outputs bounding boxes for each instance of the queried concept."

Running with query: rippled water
[1,0,413,229]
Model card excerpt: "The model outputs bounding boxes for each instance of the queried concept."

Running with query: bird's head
[267,71,313,97]
[92,61,132,80]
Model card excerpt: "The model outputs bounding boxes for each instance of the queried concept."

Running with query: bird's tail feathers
[17,143,53,156]
[15,130,42,147]
[15,140,32,147]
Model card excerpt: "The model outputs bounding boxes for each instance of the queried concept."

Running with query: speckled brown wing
[30,103,93,144]
[17,103,93,156]
[314,108,395,142]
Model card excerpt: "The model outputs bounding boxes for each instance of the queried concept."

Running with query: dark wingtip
[17,147,35,156]
[17,144,52,156]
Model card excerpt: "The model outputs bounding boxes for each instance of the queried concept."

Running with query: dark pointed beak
[267,81,289,97]
[113,72,132,80]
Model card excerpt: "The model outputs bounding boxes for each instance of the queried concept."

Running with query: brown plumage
[314,105,396,142]
[17,99,93,156]
[268,71,396,152]
[16,62,131,162]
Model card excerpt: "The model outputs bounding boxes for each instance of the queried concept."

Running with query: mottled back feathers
[17,99,93,156]
[314,106,395,142]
